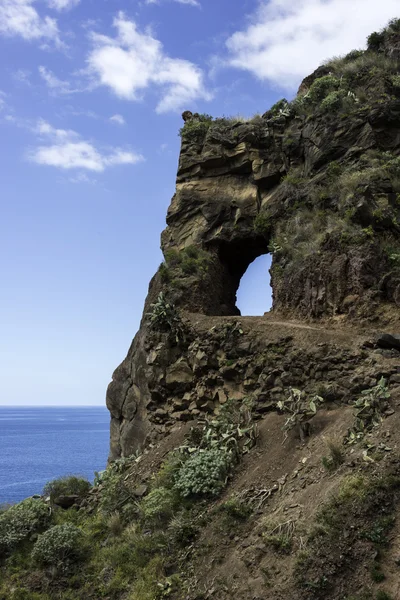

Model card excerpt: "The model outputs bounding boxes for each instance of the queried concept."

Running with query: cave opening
[236,254,272,316]
[215,236,272,316]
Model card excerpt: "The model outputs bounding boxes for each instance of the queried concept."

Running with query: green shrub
[344,49,365,62]
[219,498,252,521]
[0,498,49,556]
[179,114,213,143]
[161,246,211,281]
[94,456,137,516]
[322,441,344,472]
[263,520,295,554]
[277,388,324,442]
[367,31,385,51]
[174,448,231,498]
[362,515,395,546]
[390,74,400,89]
[167,512,198,544]
[147,292,186,344]
[346,378,390,444]
[376,592,393,600]
[320,90,345,111]
[266,98,292,119]
[369,562,385,582]
[31,523,85,567]
[141,487,178,524]
[254,212,271,237]
[43,475,91,502]
[308,75,340,102]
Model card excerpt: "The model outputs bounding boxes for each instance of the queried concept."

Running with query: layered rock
[107,26,400,459]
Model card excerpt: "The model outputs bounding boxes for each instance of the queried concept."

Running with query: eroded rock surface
[107,30,400,459]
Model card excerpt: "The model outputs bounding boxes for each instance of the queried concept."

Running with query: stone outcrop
[107,26,400,459]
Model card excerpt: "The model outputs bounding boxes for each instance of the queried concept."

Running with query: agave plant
[147,292,185,343]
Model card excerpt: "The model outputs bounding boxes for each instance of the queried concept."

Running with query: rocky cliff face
[107,23,400,460]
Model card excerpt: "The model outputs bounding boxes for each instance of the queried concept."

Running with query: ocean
[0,406,110,505]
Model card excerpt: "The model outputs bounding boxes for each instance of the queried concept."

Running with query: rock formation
[107,22,400,460]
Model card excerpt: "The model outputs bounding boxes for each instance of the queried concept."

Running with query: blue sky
[0,0,398,405]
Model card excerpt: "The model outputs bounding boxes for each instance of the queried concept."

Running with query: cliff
[2,19,400,600]
[107,22,400,460]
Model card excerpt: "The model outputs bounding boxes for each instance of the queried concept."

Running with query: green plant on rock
[179,114,213,143]
[308,75,341,102]
[0,498,50,556]
[263,519,295,554]
[94,455,138,516]
[254,212,271,237]
[141,487,179,524]
[266,98,293,119]
[322,440,345,472]
[174,448,231,498]
[218,497,252,522]
[31,523,86,568]
[174,398,257,498]
[162,246,212,281]
[277,388,323,442]
[167,512,198,545]
[362,515,395,546]
[43,475,91,503]
[367,30,385,52]
[346,378,390,444]
[147,292,186,344]
[320,90,346,111]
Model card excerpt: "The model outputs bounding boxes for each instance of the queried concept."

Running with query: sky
[0,0,398,406]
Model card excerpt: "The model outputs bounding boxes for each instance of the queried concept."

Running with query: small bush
[370,562,385,582]
[167,512,198,544]
[346,378,390,444]
[308,75,340,102]
[344,49,365,62]
[390,74,400,89]
[147,292,186,344]
[376,592,393,600]
[0,498,50,556]
[263,520,295,554]
[141,487,178,524]
[43,475,91,502]
[219,498,252,521]
[277,388,324,442]
[95,457,137,516]
[174,448,231,498]
[254,212,271,237]
[179,114,213,143]
[322,441,345,472]
[367,31,385,52]
[320,90,345,111]
[362,515,395,546]
[32,523,85,567]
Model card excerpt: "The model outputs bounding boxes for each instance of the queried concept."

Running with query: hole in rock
[236,254,272,316]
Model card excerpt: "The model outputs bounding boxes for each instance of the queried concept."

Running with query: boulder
[376,333,400,351]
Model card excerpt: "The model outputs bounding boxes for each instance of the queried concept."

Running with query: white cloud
[13,69,31,85]
[38,65,78,94]
[68,172,98,185]
[110,114,126,125]
[87,11,211,113]
[47,0,80,11]
[225,0,400,90]
[0,0,61,45]
[28,119,144,171]
[0,91,6,110]
[146,0,200,6]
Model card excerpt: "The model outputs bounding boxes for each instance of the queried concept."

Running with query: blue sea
[0,406,110,504]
